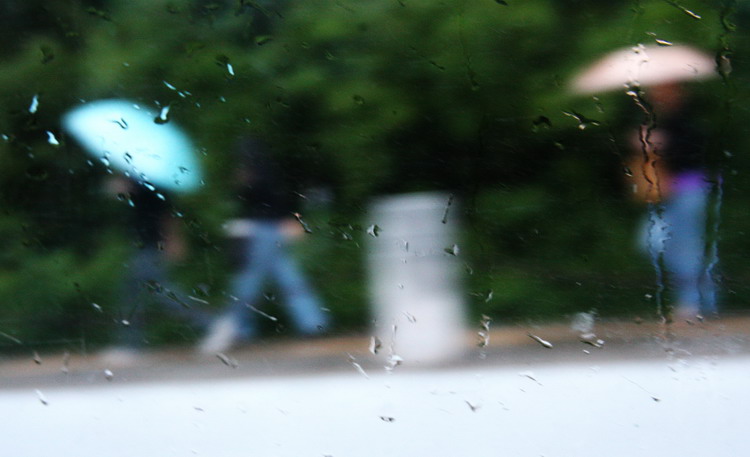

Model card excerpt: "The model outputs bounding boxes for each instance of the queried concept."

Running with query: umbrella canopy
[570,44,717,95]
[62,99,203,193]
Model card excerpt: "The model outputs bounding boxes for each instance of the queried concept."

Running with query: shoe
[98,346,142,368]
[198,316,240,355]
[674,304,701,323]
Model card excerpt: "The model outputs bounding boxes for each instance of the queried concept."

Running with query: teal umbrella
[62,99,203,193]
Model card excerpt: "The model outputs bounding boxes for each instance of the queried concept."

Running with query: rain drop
[528,333,554,349]
[563,111,601,130]
[293,212,313,234]
[163,80,178,91]
[104,369,114,381]
[369,336,382,355]
[465,401,481,412]
[385,354,403,372]
[40,45,54,64]
[352,95,365,105]
[154,105,171,124]
[477,314,491,348]
[367,224,380,237]
[444,244,460,256]
[255,35,273,46]
[441,194,454,224]
[29,94,39,114]
[33,351,42,365]
[379,416,396,422]
[36,389,49,406]
[112,118,128,129]
[216,353,239,368]
[348,354,369,378]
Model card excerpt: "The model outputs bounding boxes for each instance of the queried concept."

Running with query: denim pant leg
[661,187,716,312]
[224,223,279,338]
[270,238,329,335]
[118,248,210,346]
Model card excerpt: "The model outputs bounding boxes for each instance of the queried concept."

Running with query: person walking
[199,137,329,354]
[628,82,719,321]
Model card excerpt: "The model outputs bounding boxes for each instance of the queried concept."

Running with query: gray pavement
[2,314,748,389]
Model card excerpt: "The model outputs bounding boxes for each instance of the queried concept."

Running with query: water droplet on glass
[29,94,39,114]
[25,166,49,181]
[248,305,278,322]
[104,369,114,381]
[111,117,128,130]
[444,244,460,256]
[563,111,601,130]
[669,3,701,20]
[33,351,42,365]
[385,354,403,372]
[528,333,554,349]
[495,0,508,4]
[293,212,313,233]
[1,331,22,345]
[532,115,552,131]
[369,336,382,355]
[348,354,369,378]
[86,6,112,21]
[519,371,542,385]
[465,401,480,412]
[163,80,177,91]
[352,95,365,105]
[477,314,491,348]
[154,105,171,124]
[255,35,273,46]
[441,194,454,224]
[36,389,49,406]
[367,224,380,237]
[40,45,54,64]
[379,416,396,422]
[580,333,605,348]
[216,353,239,368]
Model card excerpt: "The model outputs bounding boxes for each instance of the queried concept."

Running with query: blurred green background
[0,0,747,352]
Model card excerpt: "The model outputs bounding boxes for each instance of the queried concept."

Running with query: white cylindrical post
[367,192,467,365]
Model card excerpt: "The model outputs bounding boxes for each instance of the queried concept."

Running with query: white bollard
[367,192,467,365]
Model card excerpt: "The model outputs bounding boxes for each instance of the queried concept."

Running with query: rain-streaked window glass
[1,1,747,455]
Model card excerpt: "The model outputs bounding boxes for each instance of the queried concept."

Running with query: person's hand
[161,217,188,262]
[281,217,305,240]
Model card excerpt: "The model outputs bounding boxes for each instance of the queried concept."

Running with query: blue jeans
[223,221,329,338]
[642,184,718,315]
[118,247,210,346]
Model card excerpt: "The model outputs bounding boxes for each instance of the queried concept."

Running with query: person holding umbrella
[571,44,721,322]
[63,99,210,361]
[199,136,330,354]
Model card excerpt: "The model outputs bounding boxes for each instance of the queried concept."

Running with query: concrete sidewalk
[1,313,748,389]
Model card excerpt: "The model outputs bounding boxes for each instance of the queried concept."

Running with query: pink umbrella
[570,44,717,95]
